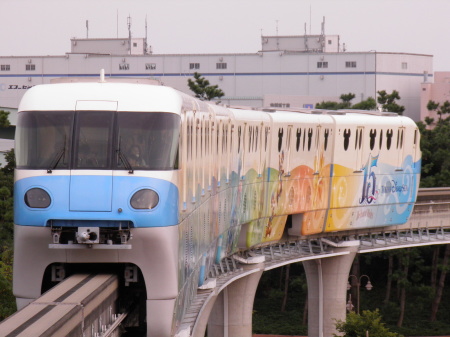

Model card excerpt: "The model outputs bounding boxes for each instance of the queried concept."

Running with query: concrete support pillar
[207,263,264,337]
[303,248,357,337]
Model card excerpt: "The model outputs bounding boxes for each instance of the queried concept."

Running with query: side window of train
[324,128,329,151]
[379,129,383,149]
[386,129,393,150]
[264,126,269,151]
[238,125,242,153]
[307,128,313,151]
[296,128,301,152]
[255,126,258,152]
[343,129,351,151]
[278,128,284,152]
[355,128,362,150]
[397,128,404,149]
[217,122,220,153]
[303,128,306,151]
[223,123,226,154]
[230,123,234,154]
[369,129,376,150]
[248,125,253,152]
[196,118,200,158]
[187,118,191,159]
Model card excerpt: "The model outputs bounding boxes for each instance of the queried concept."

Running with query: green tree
[377,90,405,114]
[0,110,10,128]
[187,72,225,101]
[426,100,450,121]
[315,100,340,110]
[334,309,403,337]
[340,93,356,108]
[0,148,16,320]
[352,97,377,110]
[417,117,450,187]
[316,94,377,111]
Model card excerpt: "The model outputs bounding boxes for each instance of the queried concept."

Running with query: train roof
[18,81,184,114]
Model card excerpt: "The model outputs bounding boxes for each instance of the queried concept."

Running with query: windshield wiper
[117,149,134,174]
[47,147,65,174]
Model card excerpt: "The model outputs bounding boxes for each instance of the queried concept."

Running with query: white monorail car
[13,79,421,335]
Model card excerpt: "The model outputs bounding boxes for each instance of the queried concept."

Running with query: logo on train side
[359,155,379,205]
[381,180,409,194]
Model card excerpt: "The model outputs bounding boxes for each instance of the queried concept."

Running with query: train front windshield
[16,111,180,171]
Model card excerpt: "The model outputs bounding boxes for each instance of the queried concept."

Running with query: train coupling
[76,227,100,244]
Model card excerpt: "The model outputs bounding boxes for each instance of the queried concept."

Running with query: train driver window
[74,111,113,169]
[117,112,180,170]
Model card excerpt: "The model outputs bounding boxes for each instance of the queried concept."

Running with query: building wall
[71,38,146,55]
[0,49,433,120]
[420,71,450,122]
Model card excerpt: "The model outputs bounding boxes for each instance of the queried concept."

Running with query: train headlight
[130,189,159,209]
[24,188,51,208]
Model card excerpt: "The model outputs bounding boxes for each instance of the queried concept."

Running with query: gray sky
[1,0,450,70]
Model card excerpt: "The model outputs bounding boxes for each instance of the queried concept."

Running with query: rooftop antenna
[320,16,325,51]
[304,22,309,51]
[309,5,311,34]
[145,15,148,54]
[127,15,132,55]
[276,20,279,50]
[321,16,325,36]
[86,20,89,39]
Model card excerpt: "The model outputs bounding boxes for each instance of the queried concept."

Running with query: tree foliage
[417,116,450,187]
[334,309,403,337]
[187,72,225,101]
[427,100,450,121]
[315,93,376,111]
[0,145,16,319]
[0,110,10,128]
[352,97,377,110]
[377,90,405,114]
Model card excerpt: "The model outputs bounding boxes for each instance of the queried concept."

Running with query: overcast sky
[1,0,450,70]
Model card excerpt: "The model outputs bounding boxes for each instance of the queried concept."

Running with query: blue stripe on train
[14,174,179,228]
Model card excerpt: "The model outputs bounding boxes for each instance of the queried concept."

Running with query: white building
[0,33,433,121]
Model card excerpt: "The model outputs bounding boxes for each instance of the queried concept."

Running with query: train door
[70,103,116,211]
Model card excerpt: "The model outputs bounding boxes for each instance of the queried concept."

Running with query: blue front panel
[14,173,179,228]
[70,175,113,211]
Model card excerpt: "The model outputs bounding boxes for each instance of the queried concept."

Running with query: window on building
[317,61,328,68]
[190,63,200,70]
[402,62,408,69]
[328,40,332,45]
[119,63,129,70]
[216,63,227,69]
[25,64,35,71]
[133,43,137,47]
[145,63,156,70]
[345,61,357,68]
[1,65,10,71]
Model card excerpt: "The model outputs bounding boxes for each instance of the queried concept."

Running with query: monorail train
[13,76,421,336]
